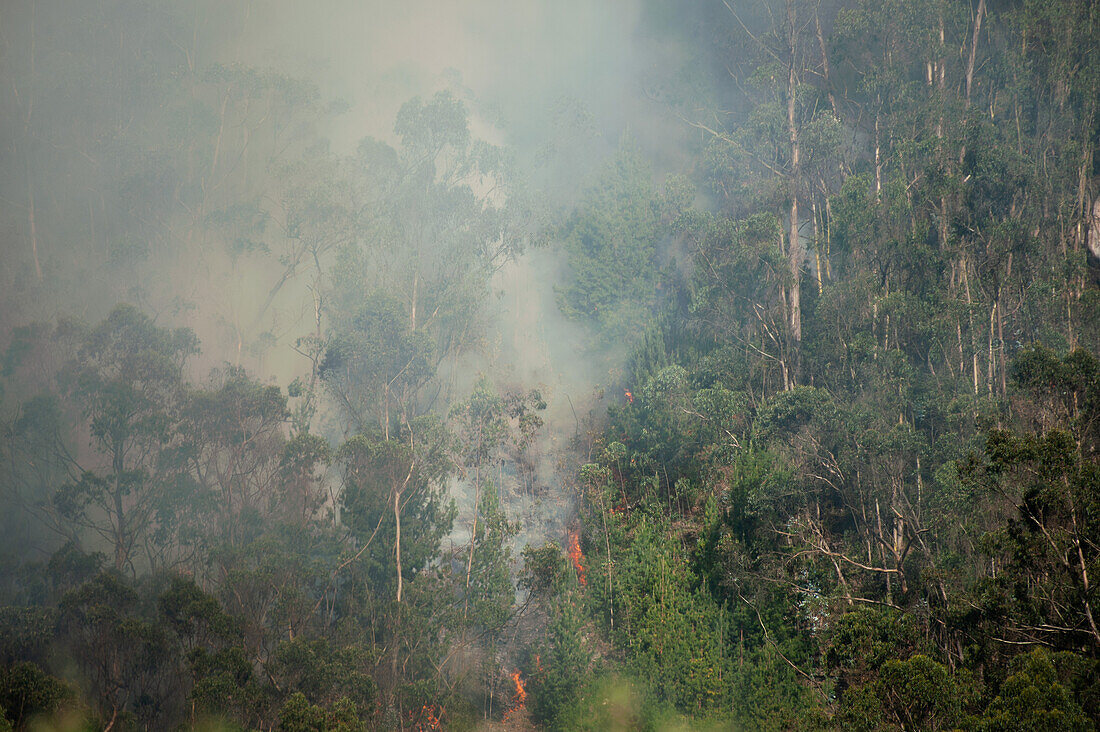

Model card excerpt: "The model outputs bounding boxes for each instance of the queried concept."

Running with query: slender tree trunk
[27,176,42,281]
[1088,194,1100,261]
[814,6,839,118]
[883,281,891,351]
[876,498,891,605]
[937,14,946,91]
[874,108,882,200]
[964,0,987,108]
[811,199,825,294]
[113,449,127,573]
[961,259,979,393]
[463,465,480,621]
[786,0,803,357]
[987,302,996,395]
[383,385,390,442]
[394,487,403,603]
[957,319,965,376]
[997,295,1007,395]
[394,456,416,605]
[210,91,229,188]
[1074,101,1096,291]
[1071,500,1100,646]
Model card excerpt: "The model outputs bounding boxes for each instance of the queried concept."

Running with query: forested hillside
[1,1,1099,730]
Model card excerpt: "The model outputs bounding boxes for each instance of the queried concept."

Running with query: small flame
[511,670,527,704]
[413,703,442,730]
[624,388,634,404]
[568,528,586,585]
[502,669,527,723]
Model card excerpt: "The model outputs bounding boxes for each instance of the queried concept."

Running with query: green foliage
[963,420,1100,650]
[980,650,1095,732]
[0,607,56,667]
[555,141,685,350]
[57,572,175,727]
[608,520,733,714]
[838,655,974,731]
[464,484,517,631]
[520,543,569,599]
[158,576,236,648]
[730,645,827,732]
[321,92,520,433]
[0,662,71,729]
[52,304,199,574]
[1,2,1100,729]
[279,432,333,524]
[528,601,591,731]
[188,644,269,727]
[270,639,375,716]
[337,420,454,597]
[277,692,364,732]
[826,609,918,693]
[320,295,434,432]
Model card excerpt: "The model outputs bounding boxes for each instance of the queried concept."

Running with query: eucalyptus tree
[553,143,682,352]
[321,92,523,435]
[335,415,455,719]
[673,0,847,388]
[52,305,198,575]
[450,377,542,622]
[337,418,454,607]
[177,368,288,537]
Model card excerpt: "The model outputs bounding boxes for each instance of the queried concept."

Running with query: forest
[1,0,1099,729]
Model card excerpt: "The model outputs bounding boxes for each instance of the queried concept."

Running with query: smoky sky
[220,1,669,159]
[0,0,709,564]
[0,0,694,384]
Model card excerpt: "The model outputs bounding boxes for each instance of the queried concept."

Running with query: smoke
[0,0,702,558]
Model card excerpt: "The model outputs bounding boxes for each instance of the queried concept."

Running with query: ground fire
[511,670,527,705]
[413,704,442,730]
[624,388,633,404]
[568,528,586,585]
[501,669,528,724]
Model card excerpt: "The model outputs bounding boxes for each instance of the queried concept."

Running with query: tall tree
[321,92,523,435]
[53,305,197,574]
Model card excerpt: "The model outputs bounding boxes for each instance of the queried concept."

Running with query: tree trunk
[964,0,987,108]
[463,465,480,621]
[997,292,1007,395]
[1088,194,1100,261]
[786,0,803,356]
[987,302,996,395]
[27,176,42,281]
[112,448,127,573]
[814,7,839,118]
[961,259,980,393]
[874,108,882,200]
[812,199,823,295]
[394,487,403,603]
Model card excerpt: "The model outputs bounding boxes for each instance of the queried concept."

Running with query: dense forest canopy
[1,0,1099,729]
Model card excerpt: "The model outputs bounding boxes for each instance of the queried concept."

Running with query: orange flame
[568,529,586,585]
[502,669,527,723]
[511,670,527,704]
[413,703,442,730]
[624,388,634,404]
